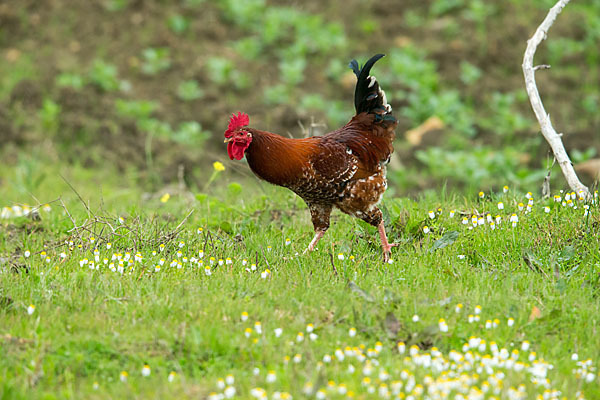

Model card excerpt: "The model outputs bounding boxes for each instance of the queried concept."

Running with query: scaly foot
[378,221,398,262]
[304,230,326,254]
[382,243,399,262]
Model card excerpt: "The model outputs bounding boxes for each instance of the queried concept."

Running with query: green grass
[1,167,599,399]
[3,1,600,397]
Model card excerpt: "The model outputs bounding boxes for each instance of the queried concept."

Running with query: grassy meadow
[1,163,599,399]
[2,0,600,399]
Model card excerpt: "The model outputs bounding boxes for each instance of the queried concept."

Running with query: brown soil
[0,0,598,189]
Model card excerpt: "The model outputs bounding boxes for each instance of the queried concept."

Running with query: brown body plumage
[225,54,398,260]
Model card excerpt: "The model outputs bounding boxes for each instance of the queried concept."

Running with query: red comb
[225,112,249,137]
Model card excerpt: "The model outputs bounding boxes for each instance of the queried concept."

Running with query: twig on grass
[203,229,215,254]
[152,210,194,250]
[259,245,271,270]
[523,252,550,279]
[172,209,194,235]
[328,252,339,276]
[60,173,96,218]
[60,197,81,240]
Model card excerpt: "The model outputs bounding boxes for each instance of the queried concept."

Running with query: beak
[224,137,233,143]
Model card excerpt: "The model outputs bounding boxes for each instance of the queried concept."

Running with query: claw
[378,221,397,262]
[305,230,325,254]
[382,243,399,262]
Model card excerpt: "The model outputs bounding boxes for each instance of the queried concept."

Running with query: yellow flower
[160,193,171,203]
[213,161,225,172]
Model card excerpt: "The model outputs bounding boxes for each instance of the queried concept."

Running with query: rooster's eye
[247,132,252,137]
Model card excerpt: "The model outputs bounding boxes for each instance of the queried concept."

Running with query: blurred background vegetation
[1,0,599,201]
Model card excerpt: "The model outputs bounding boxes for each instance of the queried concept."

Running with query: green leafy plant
[141,48,172,75]
[478,91,533,139]
[205,57,249,89]
[232,37,262,61]
[115,99,158,120]
[205,57,234,85]
[546,38,586,66]
[571,148,597,164]
[430,0,465,16]
[89,60,120,92]
[264,84,290,105]
[279,58,306,86]
[167,14,190,34]
[176,80,204,101]
[462,0,496,41]
[415,146,545,188]
[459,61,482,85]
[172,121,211,146]
[359,19,377,34]
[219,0,265,28]
[103,0,128,12]
[299,94,326,111]
[325,59,346,82]
[39,98,61,136]
[403,10,426,28]
[582,94,599,117]
[56,73,86,90]
[137,118,172,139]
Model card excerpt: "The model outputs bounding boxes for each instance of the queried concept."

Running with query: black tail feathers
[349,54,393,118]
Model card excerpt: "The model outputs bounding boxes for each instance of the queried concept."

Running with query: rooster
[224,54,398,261]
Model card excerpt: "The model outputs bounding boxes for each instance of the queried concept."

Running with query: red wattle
[231,142,246,160]
[227,142,235,160]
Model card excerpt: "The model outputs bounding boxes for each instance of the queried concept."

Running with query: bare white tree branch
[522,0,590,198]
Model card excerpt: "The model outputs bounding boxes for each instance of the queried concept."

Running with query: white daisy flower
[266,370,276,383]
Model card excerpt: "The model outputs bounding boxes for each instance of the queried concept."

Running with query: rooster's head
[224,112,252,160]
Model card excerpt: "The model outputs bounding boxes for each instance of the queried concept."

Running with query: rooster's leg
[306,230,326,252]
[304,203,332,253]
[378,221,398,262]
